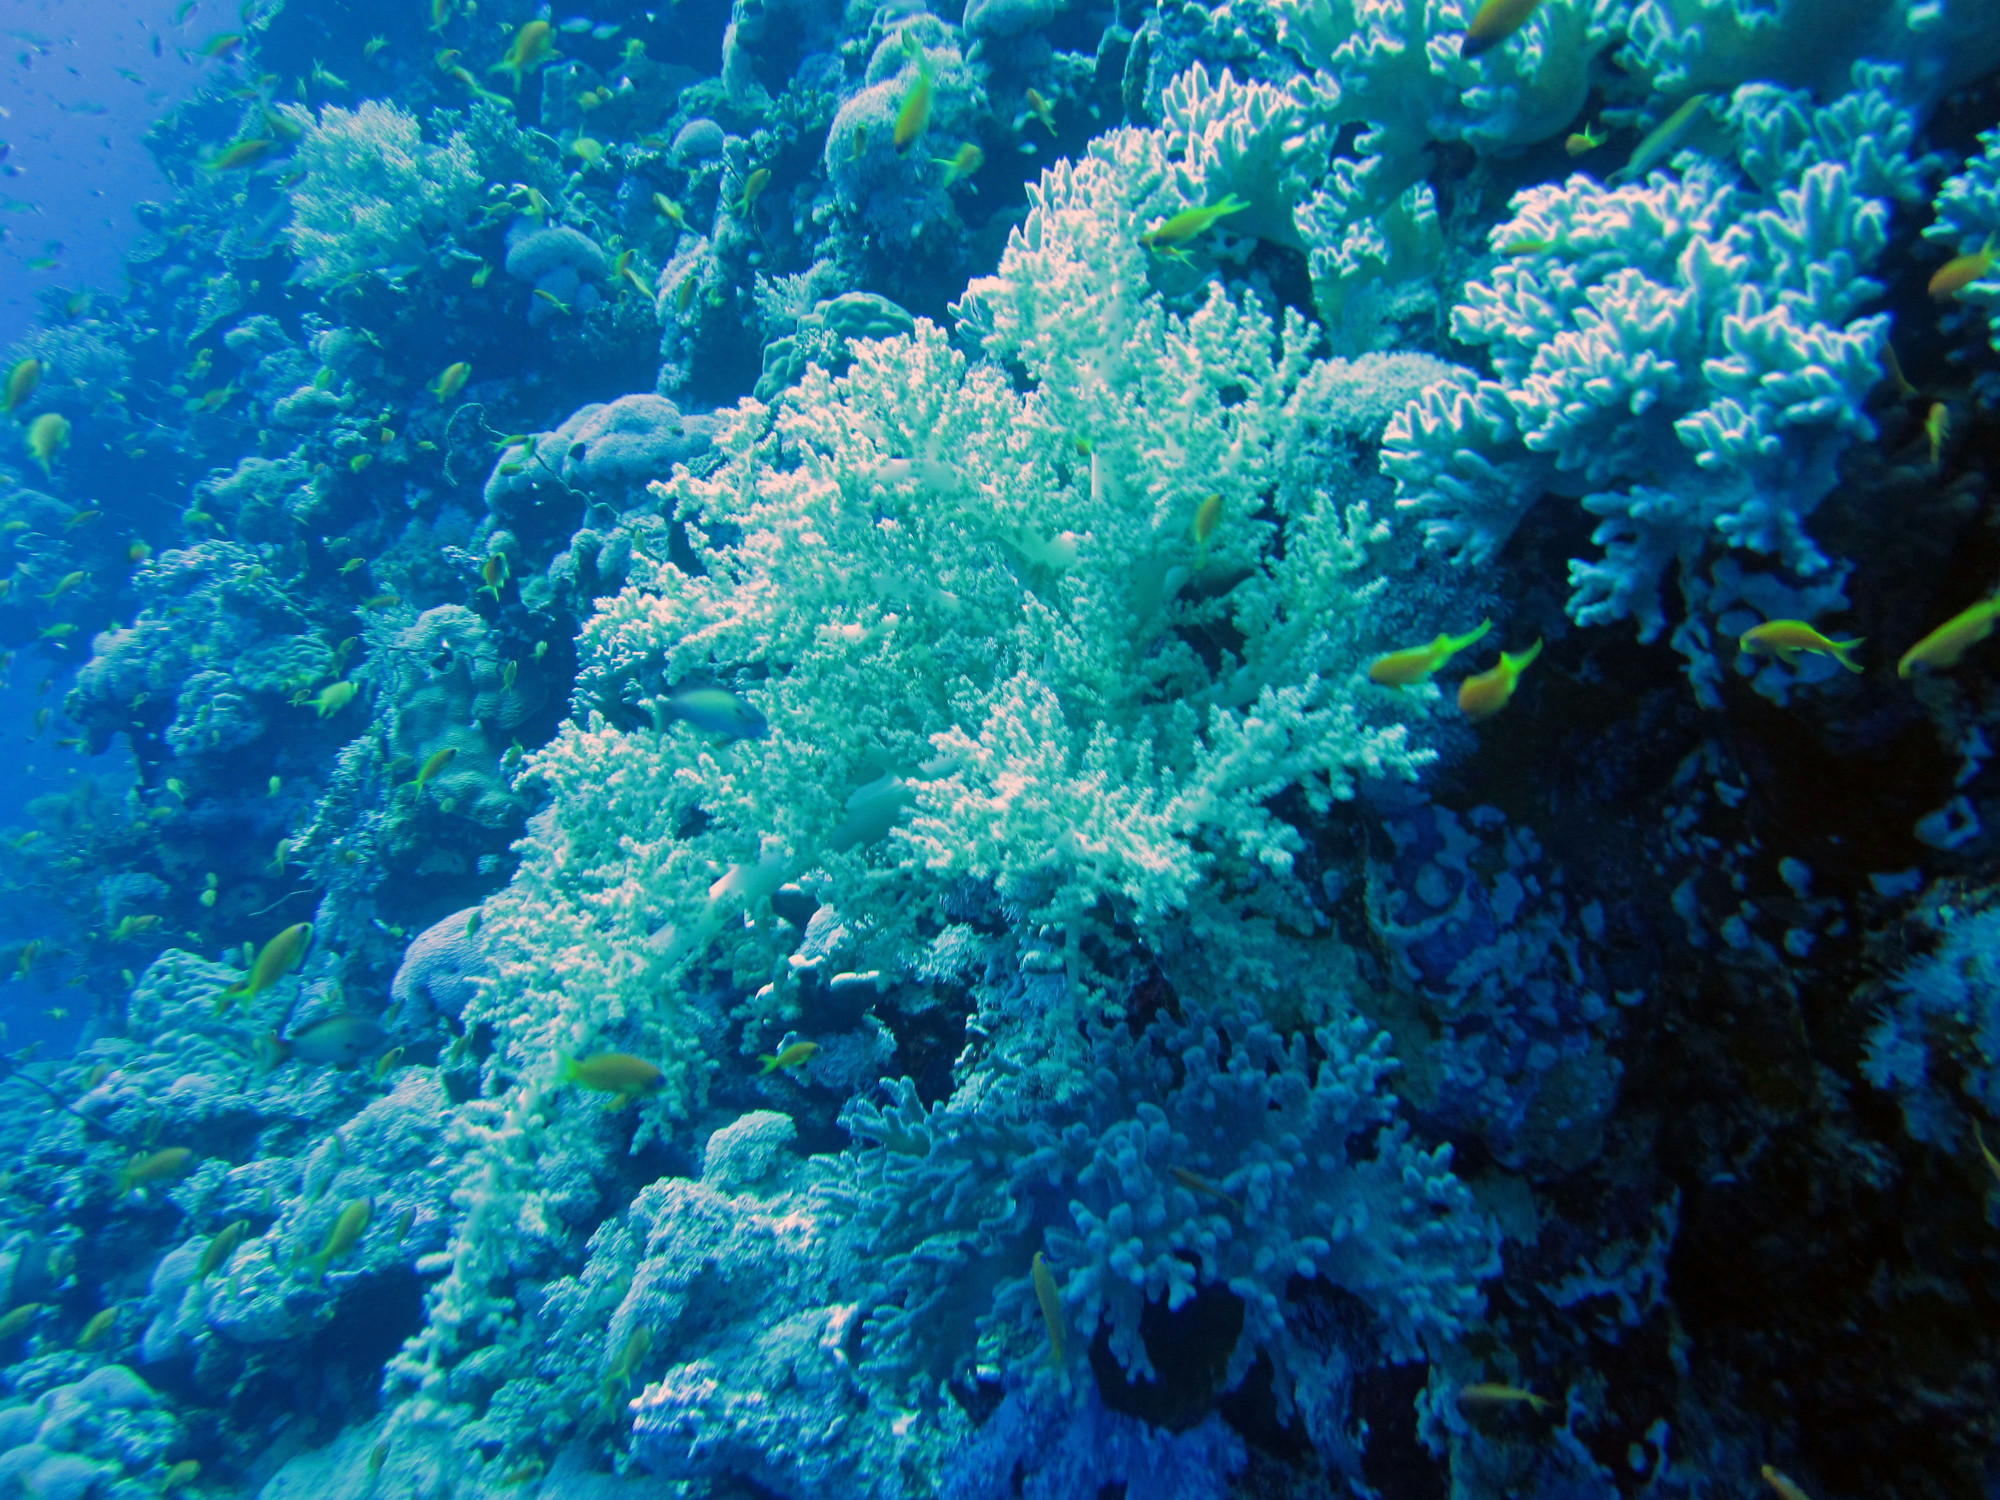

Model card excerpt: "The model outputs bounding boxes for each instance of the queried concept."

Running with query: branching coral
[825,988,1498,1446]
[1864,904,2000,1149]
[1262,0,1621,348]
[1383,66,1933,702]
[1925,126,2000,354]
[1618,0,2000,103]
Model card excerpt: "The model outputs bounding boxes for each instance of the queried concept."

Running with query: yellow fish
[1031,1251,1064,1368]
[216,922,313,1009]
[1899,593,2000,678]
[558,1051,663,1104]
[1190,493,1223,566]
[413,747,457,789]
[162,1461,201,1493]
[196,1219,249,1280]
[653,192,687,228]
[613,249,647,295]
[479,552,510,598]
[363,36,387,59]
[1611,94,1713,185]
[489,20,556,90]
[1139,194,1247,251]
[1929,235,1996,302]
[1168,1166,1241,1213]
[1458,1382,1553,1414]
[735,166,770,217]
[893,37,932,154]
[309,1197,373,1283]
[430,360,470,402]
[1457,639,1543,722]
[1564,122,1606,156]
[1925,401,1949,470]
[1761,1467,1812,1500]
[1459,0,1542,57]
[205,137,272,171]
[76,1307,117,1349]
[26,411,69,474]
[933,142,982,186]
[1737,620,1862,674]
[3,358,41,414]
[1973,1121,2000,1188]
[1369,620,1493,687]
[757,1040,819,1075]
[1882,340,1919,401]
[40,570,85,601]
[0,1303,42,1341]
[312,680,357,717]
[1025,86,1056,136]
[117,1146,193,1195]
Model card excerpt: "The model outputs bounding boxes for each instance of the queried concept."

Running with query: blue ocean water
[0,0,1998,1496]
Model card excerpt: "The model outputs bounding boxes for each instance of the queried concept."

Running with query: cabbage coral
[566,135,1425,993]
[284,101,482,289]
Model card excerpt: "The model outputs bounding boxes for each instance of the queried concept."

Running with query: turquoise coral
[1383,65,1932,703]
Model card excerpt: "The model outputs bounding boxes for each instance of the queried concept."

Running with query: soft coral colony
[1,0,1999,1494]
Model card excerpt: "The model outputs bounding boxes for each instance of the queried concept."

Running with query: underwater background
[1,0,1999,1493]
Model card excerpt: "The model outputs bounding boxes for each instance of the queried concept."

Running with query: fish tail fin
[1833,637,1865,673]
[756,1055,779,1075]
[556,1050,579,1083]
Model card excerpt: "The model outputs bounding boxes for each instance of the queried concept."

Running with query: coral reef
[2,0,2000,1496]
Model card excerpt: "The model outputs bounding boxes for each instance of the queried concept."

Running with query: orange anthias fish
[1457,639,1543,722]
[1929,235,1996,302]
[1459,0,1543,57]
[1737,620,1863,674]
[489,20,556,91]
[1899,594,2000,678]
[1370,620,1493,688]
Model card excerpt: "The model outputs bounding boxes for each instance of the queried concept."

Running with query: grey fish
[267,1014,387,1067]
[663,687,767,741]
